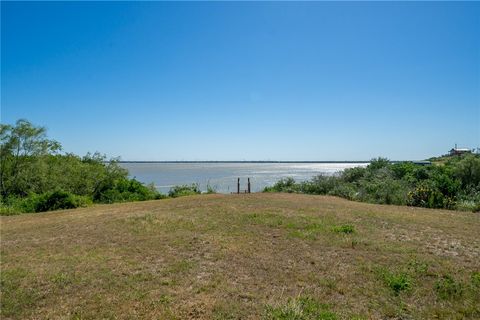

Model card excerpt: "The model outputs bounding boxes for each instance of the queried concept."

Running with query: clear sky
[1,1,479,161]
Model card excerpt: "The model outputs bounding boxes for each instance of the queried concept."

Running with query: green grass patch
[472,272,480,288]
[244,212,290,228]
[332,224,355,234]
[378,268,412,295]
[165,259,195,275]
[435,275,463,300]
[244,212,334,240]
[0,268,40,318]
[264,296,336,320]
[243,212,359,240]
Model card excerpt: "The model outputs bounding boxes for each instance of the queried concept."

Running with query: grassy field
[1,193,479,319]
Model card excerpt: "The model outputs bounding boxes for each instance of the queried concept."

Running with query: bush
[455,155,480,188]
[341,167,366,183]
[21,191,91,213]
[301,175,338,195]
[329,183,357,200]
[96,178,163,203]
[265,155,480,212]
[407,181,455,209]
[367,157,391,171]
[357,168,409,205]
[264,178,300,193]
[0,204,22,216]
[168,184,201,198]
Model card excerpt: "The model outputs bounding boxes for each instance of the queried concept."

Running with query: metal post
[237,178,240,194]
[247,178,251,193]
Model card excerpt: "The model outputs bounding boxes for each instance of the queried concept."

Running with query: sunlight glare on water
[119,162,368,194]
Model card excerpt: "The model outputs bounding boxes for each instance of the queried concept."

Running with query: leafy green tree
[367,157,391,171]
[0,120,61,197]
[455,155,480,189]
[1,119,162,214]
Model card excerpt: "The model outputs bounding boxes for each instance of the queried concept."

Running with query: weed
[318,277,337,290]
[471,272,480,288]
[379,269,412,295]
[350,238,359,248]
[332,224,355,234]
[158,294,171,304]
[264,296,337,320]
[435,275,463,300]
[407,259,429,275]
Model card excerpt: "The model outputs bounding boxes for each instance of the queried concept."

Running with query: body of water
[119,162,369,194]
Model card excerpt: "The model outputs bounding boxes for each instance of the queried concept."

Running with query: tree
[0,119,61,197]
[455,155,480,189]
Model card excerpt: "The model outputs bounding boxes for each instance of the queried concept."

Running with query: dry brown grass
[1,193,479,319]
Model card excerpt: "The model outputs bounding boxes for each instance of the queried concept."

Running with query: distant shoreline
[118,161,372,164]
[117,160,432,165]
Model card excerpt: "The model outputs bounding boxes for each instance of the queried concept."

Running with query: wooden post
[237,178,240,194]
[247,178,251,193]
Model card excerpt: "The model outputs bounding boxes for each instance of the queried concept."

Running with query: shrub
[455,155,480,188]
[367,157,391,171]
[390,162,417,180]
[168,184,201,198]
[341,167,366,183]
[455,199,480,212]
[328,183,357,200]
[0,204,22,216]
[264,178,300,193]
[96,178,162,203]
[266,155,480,212]
[21,191,91,213]
[358,168,409,205]
[301,175,338,195]
[407,181,455,209]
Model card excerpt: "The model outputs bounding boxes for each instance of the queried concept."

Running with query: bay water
[119,162,368,194]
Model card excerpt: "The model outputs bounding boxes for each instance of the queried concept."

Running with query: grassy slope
[1,194,479,319]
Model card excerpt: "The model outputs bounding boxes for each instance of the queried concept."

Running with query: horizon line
[115,160,432,164]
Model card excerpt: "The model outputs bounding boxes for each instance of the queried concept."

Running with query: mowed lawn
[1,193,479,319]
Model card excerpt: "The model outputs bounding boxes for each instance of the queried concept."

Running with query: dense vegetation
[265,156,480,212]
[0,120,163,215]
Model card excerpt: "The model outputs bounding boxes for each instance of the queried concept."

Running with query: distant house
[449,145,472,156]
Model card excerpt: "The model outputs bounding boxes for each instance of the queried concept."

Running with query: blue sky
[2,2,479,161]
